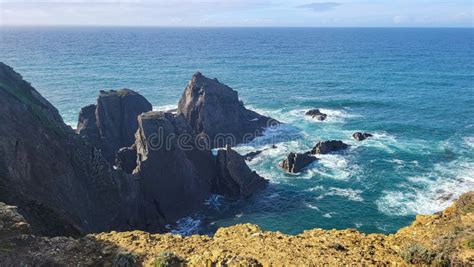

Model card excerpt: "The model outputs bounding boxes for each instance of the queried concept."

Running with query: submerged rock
[177,72,278,148]
[305,109,327,121]
[310,140,349,154]
[77,89,152,164]
[352,132,373,141]
[215,146,268,198]
[243,145,277,161]
[280,152,317,173]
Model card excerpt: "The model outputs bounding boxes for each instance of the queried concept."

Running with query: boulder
[305,109,327,121]
[280,152,317,173]
[352,132,373,141]
[215,146,268,198]
[77,89,152,163]
[177,72,278,148]
[310,140,349,154]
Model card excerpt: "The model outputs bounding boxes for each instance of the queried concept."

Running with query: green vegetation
[400,244,435,264]
[153,251,183,267]
[112,251,138,267]
[467,240,474,249]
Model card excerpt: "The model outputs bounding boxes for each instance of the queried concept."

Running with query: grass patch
[400,244,435,264]
[153,251,183,267]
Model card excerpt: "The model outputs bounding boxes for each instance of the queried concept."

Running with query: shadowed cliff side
[0,63,158,235]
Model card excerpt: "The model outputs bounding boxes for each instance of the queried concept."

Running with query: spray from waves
[152,104,178,112]
[464,136,474,149]
[167,217,202,236]
[376,159,474,216]
[307,186,364,202]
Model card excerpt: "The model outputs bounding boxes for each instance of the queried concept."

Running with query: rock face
[353,132,373,141]
[115,146,137,174]
[133,111,216,222]
[311,140,349,154]
[305,109,327,121]
[77,89,152,163]
[215,146,268,198]
[177,72,278,148]
[280,152,317,173]
[0,63,151,235]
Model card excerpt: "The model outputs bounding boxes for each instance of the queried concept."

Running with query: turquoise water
[1,27,473,235]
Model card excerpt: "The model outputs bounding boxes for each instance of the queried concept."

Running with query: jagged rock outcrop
[311,140,349,154]
[280,152,317,173]
[305,109,327,121]
[0,63,157,235]
[133,111,216,222]
[77,89,152,163]
[177,72,278,148]
[353,132,373,141]
[215,146,268,198]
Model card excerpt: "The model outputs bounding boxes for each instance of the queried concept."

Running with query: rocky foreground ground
[1,191,472,266]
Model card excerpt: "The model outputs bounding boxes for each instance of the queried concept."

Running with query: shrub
[153,251,184,267]
[400,244,435,264]
[112,252,138,267]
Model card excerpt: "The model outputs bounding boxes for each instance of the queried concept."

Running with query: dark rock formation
[115,146,137,174]
[305,109,327,121]
[77,89,152,163]
[280,152,317,173]
[352,132,373,141]
[310,140,349,154]
[243,145,277,162]
[215,146,268,198]
[133,111,216,222]
[177,72,278,148]
[0,62,152,235]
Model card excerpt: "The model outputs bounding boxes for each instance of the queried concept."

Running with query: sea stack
[177,72,278,148]
[77,89,152,164]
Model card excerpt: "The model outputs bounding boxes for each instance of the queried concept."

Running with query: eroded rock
[215,146,268,198]
[352,132,373,141]
[305,109,327,121]
[311,140,349,154]
[177,72,278,148]
[280,152,317,173]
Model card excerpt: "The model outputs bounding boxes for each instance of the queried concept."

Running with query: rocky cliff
[0,63,268,236]
[177,72,278,148]
[1,191,472,266]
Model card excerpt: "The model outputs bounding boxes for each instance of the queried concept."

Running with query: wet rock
[215,146,268,199]
[352,132,373,141]
[280,152,317,173]
[77,89,152,163]
[243,145,277,162]
[177,72,278,148]
[305,109,327,121]
[310,140,349,154]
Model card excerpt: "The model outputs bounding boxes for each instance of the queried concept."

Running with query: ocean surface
[1,27,473,235]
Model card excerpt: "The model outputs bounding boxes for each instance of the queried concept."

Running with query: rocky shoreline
[0,62,472,265]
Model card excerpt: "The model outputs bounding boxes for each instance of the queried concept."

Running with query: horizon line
[1,25,473,29]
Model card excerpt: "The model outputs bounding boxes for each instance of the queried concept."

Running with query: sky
[0,0,473,27]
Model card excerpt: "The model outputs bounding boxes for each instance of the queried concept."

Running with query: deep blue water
[1,27,473,235]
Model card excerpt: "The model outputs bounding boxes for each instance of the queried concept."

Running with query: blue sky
[0,0,473,27]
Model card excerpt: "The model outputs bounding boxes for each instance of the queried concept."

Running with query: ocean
[1,27,473,235]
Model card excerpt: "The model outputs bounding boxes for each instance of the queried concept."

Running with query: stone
[77,89,152,164]
[352,132,373,141]
[305,109,327,121]
[177,72,278,148]
[214,146,268,199]
[280,152,317,173]
[311,140,349,154]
